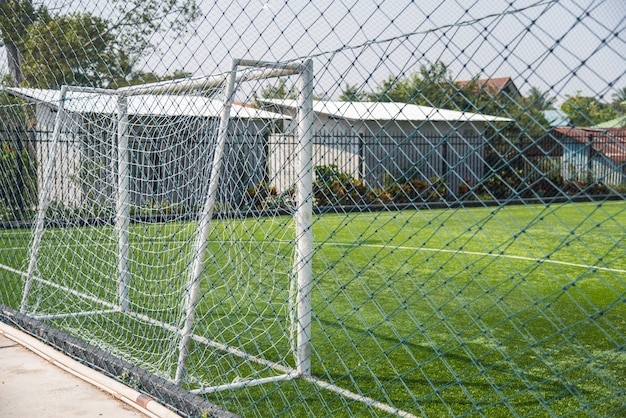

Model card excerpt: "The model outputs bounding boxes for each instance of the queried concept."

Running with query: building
[260,99,511,198]
[5,87,287,213]
[544,109,570,127]
[454,77,521,98]
[551,126,626,185]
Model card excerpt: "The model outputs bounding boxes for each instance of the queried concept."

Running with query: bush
[313,165,376,206]
[246,182,294,210]
[313,165,446,207]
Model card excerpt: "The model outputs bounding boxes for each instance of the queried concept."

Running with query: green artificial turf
[0,201,624,416]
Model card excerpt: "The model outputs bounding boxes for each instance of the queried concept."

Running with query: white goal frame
[18,58,418,416]
[20,58,315,392]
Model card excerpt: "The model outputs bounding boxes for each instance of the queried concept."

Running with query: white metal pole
[21,85,69,313]
[117,95,131,312]
[295,59,314,376]
[174,60,239,386]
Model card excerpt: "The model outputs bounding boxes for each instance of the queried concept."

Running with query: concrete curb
[0,321,181,418]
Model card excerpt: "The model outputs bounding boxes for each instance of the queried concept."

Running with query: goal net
[20,60,315,395]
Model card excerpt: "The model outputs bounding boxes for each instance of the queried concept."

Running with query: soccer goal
[20,59,315,394]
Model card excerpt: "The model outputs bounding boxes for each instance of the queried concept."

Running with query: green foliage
[313,165,448,207]
[0,0,199,88]
[245,182,295,210]
[0,0,39,46]
[339,83,369,102]
[258,78,298,100]
[369,60,458,108]
[611,87,626,108]
[21,12,121,88]
[344,62,554,141]
[313,165,376,206]
[561,91,618,126]
[0,91,30,127]
[137,199,187,217]
[474,163,611,201]
[384,177,447,203]
[112,0,200,65]
[524,86,556,111]
[0,138,36,220]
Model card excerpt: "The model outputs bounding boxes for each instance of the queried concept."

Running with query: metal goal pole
[21,85,69,313]
[174,60,238,385]
[116,95,131,312]
[294,59,314,376]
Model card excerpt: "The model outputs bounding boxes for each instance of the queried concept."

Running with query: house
[5,87,288,212]
[455,77,521,98]
[550,126,626,185]
[260,99,511,198]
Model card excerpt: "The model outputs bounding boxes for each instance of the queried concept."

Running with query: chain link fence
[1,0,625,416]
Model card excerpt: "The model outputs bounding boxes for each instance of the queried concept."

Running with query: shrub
[313,165,376,206]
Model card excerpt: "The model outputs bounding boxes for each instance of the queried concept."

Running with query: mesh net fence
[0,1,625,417]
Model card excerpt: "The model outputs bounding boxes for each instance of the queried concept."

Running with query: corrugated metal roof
[553,127,626,164]
[262,99,512,122]
[4,88,288,120]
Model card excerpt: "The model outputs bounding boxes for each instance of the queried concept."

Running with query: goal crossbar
[118,59,301,96]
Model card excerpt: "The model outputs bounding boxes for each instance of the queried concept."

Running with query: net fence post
[295,58,314,376]
[116,94,130,312]
[21,85,69,313]
[174,60,238,386]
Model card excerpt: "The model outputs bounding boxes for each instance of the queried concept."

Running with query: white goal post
[172,58,315,385]
[20,58,315,392]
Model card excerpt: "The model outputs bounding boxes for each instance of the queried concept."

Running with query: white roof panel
[263,99,512,122]
[4,88,287,120]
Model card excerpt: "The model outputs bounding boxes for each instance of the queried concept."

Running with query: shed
[260,99,511,198]
[454,77,521,98]
[5,87,288,212]
[551,127,626,185]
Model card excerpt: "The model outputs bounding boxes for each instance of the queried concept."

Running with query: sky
[2,0,625,105]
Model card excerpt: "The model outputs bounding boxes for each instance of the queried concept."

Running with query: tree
[524,87,556,112]
[0,0,200,87]
[258,78,298,100]
[370,61,457,108]
[561,92,618,126]
[413,60,458,108]
[0,0,37,86]
[105,0,199,78]
[20,13,121,88]
[339,83,369,101]
[611,87,626,105]
[611,87,626,114]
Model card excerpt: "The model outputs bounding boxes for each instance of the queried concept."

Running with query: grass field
[1,200,625,417]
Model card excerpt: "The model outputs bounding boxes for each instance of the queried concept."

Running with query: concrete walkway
[0,324,180,418]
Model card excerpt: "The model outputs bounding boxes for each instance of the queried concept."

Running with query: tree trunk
[4,40,23,86]
[0,0,33,87]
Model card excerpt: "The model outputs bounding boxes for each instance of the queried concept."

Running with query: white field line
[3,237,625,277]
[3,238,625,277]
[0,263,120,311]
[327,242,626,275]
